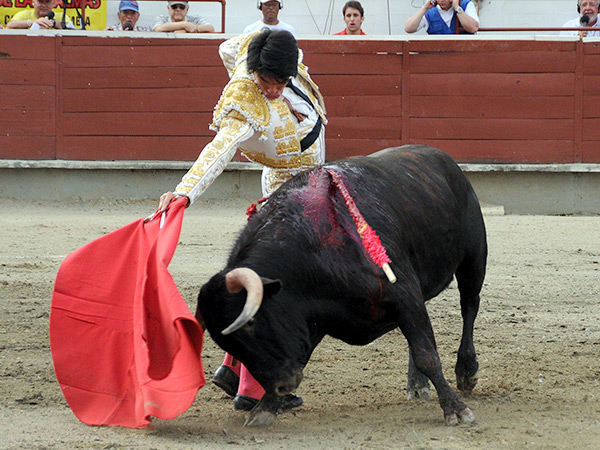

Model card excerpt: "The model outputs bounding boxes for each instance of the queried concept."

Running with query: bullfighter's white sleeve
[174,114,255,205]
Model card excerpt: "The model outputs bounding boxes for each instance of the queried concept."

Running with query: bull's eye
[242,317,256,334]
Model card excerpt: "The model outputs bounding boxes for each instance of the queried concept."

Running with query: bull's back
[236,145,485,302]
[329,145,485,299]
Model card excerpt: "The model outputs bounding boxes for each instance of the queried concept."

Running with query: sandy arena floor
[1,198,599,449]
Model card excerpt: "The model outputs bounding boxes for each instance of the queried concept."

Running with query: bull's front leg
[244,392,281,427]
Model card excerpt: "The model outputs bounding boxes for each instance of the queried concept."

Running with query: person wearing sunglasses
[155,30,326,411]
[154,0,214,33]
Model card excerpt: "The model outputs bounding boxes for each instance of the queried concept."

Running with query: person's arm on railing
[154,20,214,33]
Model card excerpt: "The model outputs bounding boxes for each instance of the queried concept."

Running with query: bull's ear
[261,277,282,297]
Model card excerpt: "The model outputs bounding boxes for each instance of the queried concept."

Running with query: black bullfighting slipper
[233,394,304,412]
[212,365,239,398]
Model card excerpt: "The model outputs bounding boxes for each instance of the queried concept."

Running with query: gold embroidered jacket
[174,32,327,203]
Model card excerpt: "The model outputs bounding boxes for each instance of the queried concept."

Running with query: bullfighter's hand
[157,191,177,213]
[146,192,188,222]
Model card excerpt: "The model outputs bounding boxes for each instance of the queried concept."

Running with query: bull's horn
[221,268,263,335]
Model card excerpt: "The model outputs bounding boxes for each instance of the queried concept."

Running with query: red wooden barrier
[1,34,599,164]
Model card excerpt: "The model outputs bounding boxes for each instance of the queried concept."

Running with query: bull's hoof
[244,410,277,427]
[234,394,303,412]
[407,387,432,401]
[456,370,479,392]
[444,407,475,426]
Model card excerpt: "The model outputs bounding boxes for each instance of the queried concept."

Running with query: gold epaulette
[211,77,270,132]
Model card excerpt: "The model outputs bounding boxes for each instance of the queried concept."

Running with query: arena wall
[1,32,599,213]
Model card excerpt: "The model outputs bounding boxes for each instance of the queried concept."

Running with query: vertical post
[81,0,87,30]
[55,35,64,160]
[401,40,410,145]
[574,39,584,163]
[221,0,225,33]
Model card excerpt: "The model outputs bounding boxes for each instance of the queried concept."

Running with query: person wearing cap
[155,30,326,412]
[153,1,214,33]
[333,1,366,35]
[106,0,152,31]
[7,0,73,29]
[243,0,295,36]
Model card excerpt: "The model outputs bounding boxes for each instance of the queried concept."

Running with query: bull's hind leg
[454,288,481,392]
[397,291,474,425]
[454,220,487,393]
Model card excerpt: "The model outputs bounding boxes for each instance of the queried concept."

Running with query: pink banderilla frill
[327,168,397,283]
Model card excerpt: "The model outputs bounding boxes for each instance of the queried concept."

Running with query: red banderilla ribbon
[327,168,397,284]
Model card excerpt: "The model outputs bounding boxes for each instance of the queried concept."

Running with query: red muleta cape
[50,198,205,428]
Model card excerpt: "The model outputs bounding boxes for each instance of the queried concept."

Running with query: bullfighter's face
[254,72,288,100]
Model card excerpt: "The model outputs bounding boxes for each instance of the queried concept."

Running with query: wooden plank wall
[583,41,600,163]
[60,36,227,161]
[0,36,57,159]
[301,39,404,161]
[1,35,598,163]
[405,40,578,163]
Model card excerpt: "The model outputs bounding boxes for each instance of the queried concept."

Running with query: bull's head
[196,267,312,397]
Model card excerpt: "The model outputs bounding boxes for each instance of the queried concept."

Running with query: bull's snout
[275,369,303,396]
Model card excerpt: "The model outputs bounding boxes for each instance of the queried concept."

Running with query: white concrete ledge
[2,160,599,214]
[0,159,262,171]
[1,159,600,173]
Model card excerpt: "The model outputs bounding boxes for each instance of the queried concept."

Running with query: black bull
[196,145,487,426]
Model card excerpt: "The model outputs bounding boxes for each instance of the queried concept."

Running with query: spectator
[106,0,151,31]
[154,30,326,412]
[334,1,366,35]
[7,0,73,29]
[404,0,479,35]
[243,0,295,36]
[561,0,600,37]
[153,1,215,33]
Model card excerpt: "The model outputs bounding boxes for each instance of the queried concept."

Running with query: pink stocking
[222,353,241,376]
[238,364,265,399]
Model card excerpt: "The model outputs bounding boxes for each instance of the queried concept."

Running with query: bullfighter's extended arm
[174,113,254,204]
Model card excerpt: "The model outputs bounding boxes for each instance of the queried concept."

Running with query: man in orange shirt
[334,1,366,35]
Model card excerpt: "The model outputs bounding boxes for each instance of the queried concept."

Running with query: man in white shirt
[243,0,296,36]
[153,1,214,33]
[561,0,600,37]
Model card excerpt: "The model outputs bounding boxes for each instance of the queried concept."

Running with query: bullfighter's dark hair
[247,29,298,83]
[343,0,364,17]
